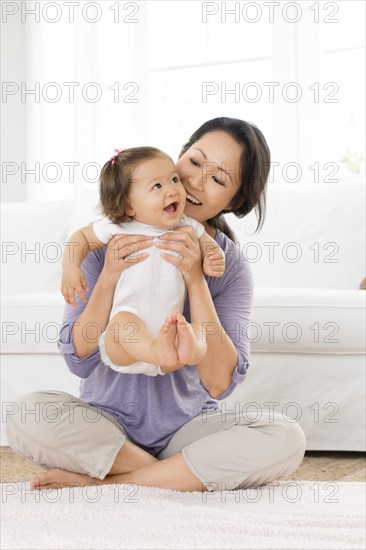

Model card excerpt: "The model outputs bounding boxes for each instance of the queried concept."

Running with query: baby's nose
[167,184,178,194]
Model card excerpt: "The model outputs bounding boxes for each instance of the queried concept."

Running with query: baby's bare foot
[176,314,207,365]
[154,311,179,369]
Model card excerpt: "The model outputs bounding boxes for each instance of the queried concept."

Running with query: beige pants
[5,391,306,491]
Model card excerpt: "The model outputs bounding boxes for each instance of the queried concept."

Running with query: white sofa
[1,179,365,450]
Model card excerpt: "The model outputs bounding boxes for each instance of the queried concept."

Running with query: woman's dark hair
[99,146,170,224]
[180,117,271,242]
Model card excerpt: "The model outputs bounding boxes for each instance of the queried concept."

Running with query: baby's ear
[124,201,135,217]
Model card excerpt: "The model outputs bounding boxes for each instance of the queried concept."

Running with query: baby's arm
[61,225,105,307]
[198,231,225,278]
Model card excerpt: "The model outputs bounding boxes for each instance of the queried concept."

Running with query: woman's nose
[188,174,204,192]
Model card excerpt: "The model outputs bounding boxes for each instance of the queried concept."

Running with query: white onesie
[93,215,205,376]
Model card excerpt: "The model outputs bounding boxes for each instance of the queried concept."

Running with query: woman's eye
[212,176,224,186]
[190,158,199,167]
[152,183,162,190]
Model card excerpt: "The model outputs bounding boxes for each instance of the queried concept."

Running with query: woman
[6,117,306,493]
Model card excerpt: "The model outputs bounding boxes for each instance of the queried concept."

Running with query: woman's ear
[223,201,236,213]
[225,195,245,213]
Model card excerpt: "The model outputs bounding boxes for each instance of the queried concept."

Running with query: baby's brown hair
[99,146,171,224]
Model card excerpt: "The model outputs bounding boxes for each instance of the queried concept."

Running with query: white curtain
[24,2,148,202]
[2,0,364,205]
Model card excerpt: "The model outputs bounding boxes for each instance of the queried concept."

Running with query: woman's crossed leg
[6,391,305,493]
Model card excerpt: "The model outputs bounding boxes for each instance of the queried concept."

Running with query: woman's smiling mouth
[186,193,202,205]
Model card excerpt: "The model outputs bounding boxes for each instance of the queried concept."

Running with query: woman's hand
[155,226,204,287]
[102,234,153,281]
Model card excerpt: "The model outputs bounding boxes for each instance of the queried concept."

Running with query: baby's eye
[152,183,162,190]
[171,176,180,184]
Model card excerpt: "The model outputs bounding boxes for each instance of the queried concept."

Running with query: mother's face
[176,130,243,229]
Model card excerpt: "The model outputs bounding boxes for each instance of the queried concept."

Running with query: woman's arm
[57,235,153,376]
[156,226,253,398]
[71,264,121,358]
[187,278,237,397]
[188,253,253,399]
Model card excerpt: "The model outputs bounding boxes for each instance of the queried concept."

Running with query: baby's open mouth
[163,202,178,213]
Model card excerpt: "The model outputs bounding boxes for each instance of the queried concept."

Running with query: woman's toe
[30,472,50,489]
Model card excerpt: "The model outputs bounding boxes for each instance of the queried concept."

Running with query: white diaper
[98,331,166,377]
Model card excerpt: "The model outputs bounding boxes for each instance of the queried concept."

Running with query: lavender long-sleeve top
[57,229,254,456]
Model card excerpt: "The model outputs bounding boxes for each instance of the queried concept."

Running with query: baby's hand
[203,245,225,278]
[61,267,89,308]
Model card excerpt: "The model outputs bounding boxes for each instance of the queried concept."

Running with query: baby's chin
[183,201,201,215]
[183,205,206,225]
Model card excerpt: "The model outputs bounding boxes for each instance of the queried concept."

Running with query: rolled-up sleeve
[57,247,106,379]
[199,240,254,401]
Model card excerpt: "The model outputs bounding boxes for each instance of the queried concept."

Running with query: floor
[1,446,365,483]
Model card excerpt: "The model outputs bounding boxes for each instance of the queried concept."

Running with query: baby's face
[125,156,187,228]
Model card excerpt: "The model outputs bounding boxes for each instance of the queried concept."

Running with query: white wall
[1,12,27,202]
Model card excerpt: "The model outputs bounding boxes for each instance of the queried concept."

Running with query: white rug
[1,481,365,550]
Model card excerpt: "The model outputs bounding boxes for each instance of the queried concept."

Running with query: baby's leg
[157,312,184,374]
[176,314,207,365]
[104,311,179,368]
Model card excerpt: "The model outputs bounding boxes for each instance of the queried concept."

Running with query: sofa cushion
[69,189,101,234]
[1,293,65,354]
[3,288,363,356]
[1,201,73,295]
[250,287,366,354]
[226,178,365,290]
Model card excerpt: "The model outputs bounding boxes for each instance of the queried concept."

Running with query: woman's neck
[204,223,217,239]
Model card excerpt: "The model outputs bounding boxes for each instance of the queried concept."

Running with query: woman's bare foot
[30,468,102,490]
[153,310,179,368]
[176,314,207,365]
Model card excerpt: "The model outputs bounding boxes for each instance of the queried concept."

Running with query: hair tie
[110,148,123,165]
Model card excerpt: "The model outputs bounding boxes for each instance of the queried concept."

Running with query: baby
[61,146,225,376]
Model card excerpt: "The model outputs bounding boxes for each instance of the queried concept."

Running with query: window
[146,0,365,182]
